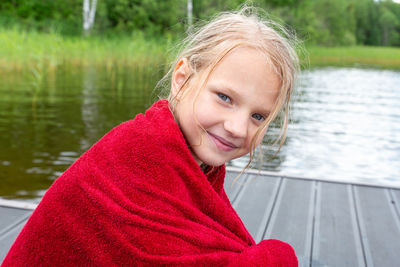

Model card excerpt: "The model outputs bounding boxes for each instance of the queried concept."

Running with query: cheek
[192,95,215,126]
[253,127,268,147]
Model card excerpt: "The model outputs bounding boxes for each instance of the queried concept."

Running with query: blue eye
[217,93,231,103]
[252,113,265,122]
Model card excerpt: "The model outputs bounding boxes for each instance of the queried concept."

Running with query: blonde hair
[158,5,300,169]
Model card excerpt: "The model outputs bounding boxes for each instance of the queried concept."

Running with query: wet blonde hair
[158,6,300,168]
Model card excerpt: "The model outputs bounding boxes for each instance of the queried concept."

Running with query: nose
[224,112,248,139]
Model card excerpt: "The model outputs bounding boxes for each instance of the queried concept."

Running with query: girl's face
[172,47,280,167]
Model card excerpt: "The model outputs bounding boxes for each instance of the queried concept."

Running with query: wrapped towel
[3,100,297,266]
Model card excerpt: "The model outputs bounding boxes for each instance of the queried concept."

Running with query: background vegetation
[0,0,400,71]
[1,0,400,46]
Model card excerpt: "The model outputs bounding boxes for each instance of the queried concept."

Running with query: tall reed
[0,28,170,73]
[1,29,400,72]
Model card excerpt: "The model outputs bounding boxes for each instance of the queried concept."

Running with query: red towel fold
[3,100,297,266]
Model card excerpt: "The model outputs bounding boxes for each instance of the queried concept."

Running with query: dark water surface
[1,66,399,202]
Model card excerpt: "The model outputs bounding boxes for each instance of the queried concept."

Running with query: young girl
[3,7,299,266]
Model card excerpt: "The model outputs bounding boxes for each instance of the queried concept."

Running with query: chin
[195,151,234,167]
[190,138,246,167]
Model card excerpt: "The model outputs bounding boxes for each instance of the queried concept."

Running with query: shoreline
[1,29,400,71]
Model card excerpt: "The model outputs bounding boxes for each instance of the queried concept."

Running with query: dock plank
[0,207,32,261]
[223,171,243,203]
[263,178,314,267]
[390,189,400,221]
[312,183,364,267]
[0,207,31,231]
[225,173,280,242]
[0,217,29,261]
[355,186,400,267]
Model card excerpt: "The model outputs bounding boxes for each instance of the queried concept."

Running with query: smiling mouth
[208,133,238,152]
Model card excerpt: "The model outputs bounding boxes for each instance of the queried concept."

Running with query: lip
[208,133,238,152]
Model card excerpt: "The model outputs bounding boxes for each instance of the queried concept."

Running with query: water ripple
[233,68,400,187]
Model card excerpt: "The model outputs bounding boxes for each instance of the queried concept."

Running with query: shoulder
[97,100,173,145]
[84,100,182,164]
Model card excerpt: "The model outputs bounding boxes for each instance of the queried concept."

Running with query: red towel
[3,100,297,266]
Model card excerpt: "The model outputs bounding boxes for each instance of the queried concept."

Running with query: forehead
[206,47,281,110]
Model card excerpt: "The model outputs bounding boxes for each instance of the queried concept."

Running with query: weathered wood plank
[355,186,400,267]
[0,217,28,261]
[392,188,400,204]
[0,207,32,262]
[0,206,31,232]
[390,189,400,222]
[226,173,280,242]
[223,171,244,202]
[263,178,315,267]
[311,183,364,267]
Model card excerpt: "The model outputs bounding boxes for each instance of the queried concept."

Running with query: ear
[171,58,190,98]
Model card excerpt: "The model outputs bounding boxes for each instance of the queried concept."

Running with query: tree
[83,0,97,36]
[379,6,399,45]
[188,0,193,27]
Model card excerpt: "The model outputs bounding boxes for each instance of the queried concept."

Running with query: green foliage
[262,0,400,47]
[99,0,185,35]
[0,0,399,46]
[379,4,400,45]
[0,28,169,72]
[192,0,244,20]
[0,0,82,34]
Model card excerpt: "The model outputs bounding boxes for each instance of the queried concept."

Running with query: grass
[1,28,400,72]
[0,28,172,73]
[305,46,400,69]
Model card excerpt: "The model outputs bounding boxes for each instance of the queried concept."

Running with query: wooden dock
[1,168,400,266]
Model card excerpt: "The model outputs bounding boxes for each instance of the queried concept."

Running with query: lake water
[231,68,400,187]
[1,66,399,202]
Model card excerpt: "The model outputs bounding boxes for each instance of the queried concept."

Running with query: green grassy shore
[1,29,400,72]
[306,46,400,69]
[0,29,170,73]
